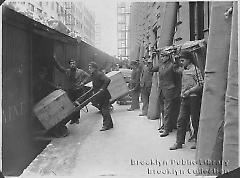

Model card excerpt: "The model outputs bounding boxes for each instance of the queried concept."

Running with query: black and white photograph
[0,0,239,177]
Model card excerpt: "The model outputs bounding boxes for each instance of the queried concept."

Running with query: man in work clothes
[127,60,141,111]
[88,62,113,131]
[170,51,203,150]
[139,58,153,116]
[53,56,90,124]
[150,51,181,137]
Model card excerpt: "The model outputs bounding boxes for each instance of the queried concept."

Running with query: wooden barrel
[85,71,129,103]
[33,89,75,130]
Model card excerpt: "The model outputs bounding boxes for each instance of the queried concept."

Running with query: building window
[61,6,64,15]
[28,3,34,12]
[37,8,42,14]
[56,2,59,13]
[118,49,126,56]
[118,15,125,23]
[9,2,16,6]
[39,2,42,7]
[119,7,125,13]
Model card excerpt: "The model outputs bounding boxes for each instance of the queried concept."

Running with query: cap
[180,51,193,59]
[160,50,170,56]
[130,60,138,65]
[147,59,153,63]
[68,59,76,64]
[89,61,98,69]
[180,51,194,63]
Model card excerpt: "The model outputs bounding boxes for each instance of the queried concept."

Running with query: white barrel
[33,89,75,130]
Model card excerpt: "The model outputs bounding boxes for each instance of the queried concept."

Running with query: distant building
[4,1,95,46]
[129,2,211,61]
[95,23,101,49]
[117,2,130,61]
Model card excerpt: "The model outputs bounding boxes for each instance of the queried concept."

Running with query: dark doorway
[31,35,55,104]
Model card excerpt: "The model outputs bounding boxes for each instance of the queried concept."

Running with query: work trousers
[176,96,202,144]
[141,87,151,115]
[99,100,113,128]
[163,96,181,132]
[68,88,85,122]
[130,89,140,109]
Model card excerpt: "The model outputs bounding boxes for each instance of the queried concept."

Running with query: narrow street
[20,103,199,178]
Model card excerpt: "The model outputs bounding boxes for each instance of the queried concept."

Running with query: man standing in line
[150,51,182,137]
[53,56,90,124]
[88,62,113,131]
[139,58,153,116]
[127,60,141,111]
[170,51,203,150]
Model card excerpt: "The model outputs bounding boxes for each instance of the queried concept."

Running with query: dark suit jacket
[130,67,141,91]
[91,70,111,104]
[140,65,153,88]
[151,60,181,100]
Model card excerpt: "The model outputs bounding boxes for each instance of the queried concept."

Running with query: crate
[85,71,129,102]
[33,89,75,130]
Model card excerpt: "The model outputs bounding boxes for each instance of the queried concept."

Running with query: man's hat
[160,50,170,56]
[68,59,76,64]
[180,51,194,60]
[89,61,98,69]
[179,51,194,63]
[130,60,138,65]
[147,59,153,63]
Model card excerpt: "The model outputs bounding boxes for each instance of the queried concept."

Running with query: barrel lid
[34,89,66,111]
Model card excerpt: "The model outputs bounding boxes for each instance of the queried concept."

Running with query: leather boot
[169,143,182,150]
[160,130,169,137]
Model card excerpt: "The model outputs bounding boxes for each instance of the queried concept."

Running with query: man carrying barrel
[52,56,90,124]
[88,62,113,131]
[150,51,182,137]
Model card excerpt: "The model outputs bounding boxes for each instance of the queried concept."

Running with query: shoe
[110,106,114,112]
[70,119,80,124]
[139,113,147,116]
[160,131,169,137]
[159,129,164,133]
[188,136,196,142]
[127,108,135,111]
[158,125,164,130]
[100,126,113,131]
[190,142,197,149]
[170,143,182,150]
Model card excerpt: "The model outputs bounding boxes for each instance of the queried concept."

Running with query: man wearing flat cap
[150,51,181,137]
[139,58,153,116]
[170,51,203,150]
[53,56,90,124]
[88,62,113,131]
[128,60,141,111]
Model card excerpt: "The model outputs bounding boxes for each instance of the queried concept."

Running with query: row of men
[127,50,204,150]
[35,56,114,137]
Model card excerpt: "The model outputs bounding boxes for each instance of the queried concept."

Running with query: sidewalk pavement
[20,103,200,178]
